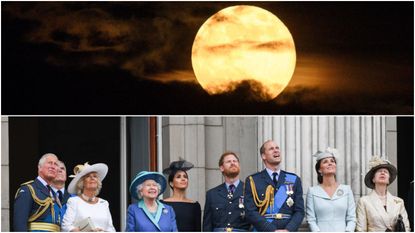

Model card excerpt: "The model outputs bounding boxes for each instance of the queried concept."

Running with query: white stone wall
[1,117,10,231]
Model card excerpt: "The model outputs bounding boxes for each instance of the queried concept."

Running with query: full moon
[191,5,296,100]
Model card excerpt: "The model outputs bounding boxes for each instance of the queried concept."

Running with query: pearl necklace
[81,193,96,203]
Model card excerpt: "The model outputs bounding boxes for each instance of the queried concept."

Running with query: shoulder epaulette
[21,180,34,186]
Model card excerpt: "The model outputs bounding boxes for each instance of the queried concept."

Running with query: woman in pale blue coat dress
[306,148,356,232]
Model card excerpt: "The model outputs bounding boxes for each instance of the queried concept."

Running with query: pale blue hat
[313,147,337,161]
[129,171,167,200]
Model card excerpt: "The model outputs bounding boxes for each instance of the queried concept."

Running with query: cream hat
[67,162,108,194]
[364,155,397,189]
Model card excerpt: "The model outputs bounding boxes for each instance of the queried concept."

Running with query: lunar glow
[191,5,296,100]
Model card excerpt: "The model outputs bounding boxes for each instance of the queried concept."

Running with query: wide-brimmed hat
[364,155,397,189]
[162,160,194,175]
[129,171,166,200]
[67,162,108,194]
[313,147,337,161]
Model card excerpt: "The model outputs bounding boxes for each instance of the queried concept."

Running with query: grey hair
[136,181,162,199]
[38,153,58,168]
[76,173,102,196]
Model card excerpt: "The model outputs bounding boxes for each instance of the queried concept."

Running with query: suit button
[216,208,219,210]
[227,223,231,226]
[229,202,232,204]
[228,212,231,215]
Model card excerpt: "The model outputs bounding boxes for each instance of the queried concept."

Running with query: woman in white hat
[61,162,115,232]
[356,156,411,231]
[126,171,178,232]
[306,147,356,232]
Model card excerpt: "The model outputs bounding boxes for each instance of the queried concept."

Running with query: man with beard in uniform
[203,152,251,232]
[244,140,304,232]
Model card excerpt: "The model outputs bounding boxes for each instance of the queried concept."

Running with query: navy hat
[129,171,167,200]
[163,160,194,175]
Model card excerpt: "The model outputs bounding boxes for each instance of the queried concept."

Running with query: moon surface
[191,5,296,100]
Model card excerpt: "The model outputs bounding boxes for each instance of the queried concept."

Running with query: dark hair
[168,169,188,189]
[218,151,239,167]
[315,157,337,184]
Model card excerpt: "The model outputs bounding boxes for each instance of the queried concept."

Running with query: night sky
[2,2,413,115]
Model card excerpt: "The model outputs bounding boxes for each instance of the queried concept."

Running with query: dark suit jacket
[244,169,304,232]
[13,178,60,231]
[203,181,251,231]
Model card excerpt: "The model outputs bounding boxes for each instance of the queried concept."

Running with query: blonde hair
[76,173,102,196]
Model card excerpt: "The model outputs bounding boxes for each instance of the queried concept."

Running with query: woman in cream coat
[356,156,411,232]
[306,148,356,232]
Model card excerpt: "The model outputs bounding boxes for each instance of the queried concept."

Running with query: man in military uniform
[244,140,304,231]
[13,153,62,231]
[203,152,251,232]
[51,160,71,218]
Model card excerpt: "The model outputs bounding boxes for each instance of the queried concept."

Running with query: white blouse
[61,196,116,232]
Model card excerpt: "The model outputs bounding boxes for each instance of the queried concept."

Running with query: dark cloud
[2,2,413,115]
[254,40,293,50]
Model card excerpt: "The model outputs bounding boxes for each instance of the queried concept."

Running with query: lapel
[217,183,228,199]
[276,170,287,189]
[368,191,391,228]
[313,185,331,199]
[34,178,51,197]
[386,191,399,221]
[260,169,274,188]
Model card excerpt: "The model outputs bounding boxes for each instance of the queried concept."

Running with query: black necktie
[272,172,278,186]
[229,184,235,194]
[57,190,63,203]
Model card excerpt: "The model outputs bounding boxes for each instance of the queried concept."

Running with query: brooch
[162,209,169,214]
[337,189,344,196]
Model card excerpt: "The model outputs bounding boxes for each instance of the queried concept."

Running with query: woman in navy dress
[162,160,201,231]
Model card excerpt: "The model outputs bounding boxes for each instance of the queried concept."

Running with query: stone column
[258,116,396,197]
[1,117,10,231]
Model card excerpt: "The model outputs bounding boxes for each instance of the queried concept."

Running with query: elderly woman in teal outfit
[126,171,178,232]
[306,147,356,232]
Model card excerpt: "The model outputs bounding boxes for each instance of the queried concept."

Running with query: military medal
[238,196,244,209]
[285,183,294,195]
[285,184,294,207]
[286,197,294,207]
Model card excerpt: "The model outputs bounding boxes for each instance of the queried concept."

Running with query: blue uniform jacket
[13,178,61,231]
[126,201,178,232]
[203,181,251,231]
[244,169,304,232]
